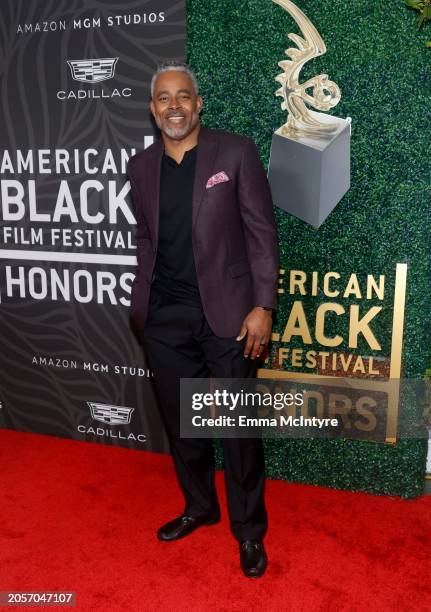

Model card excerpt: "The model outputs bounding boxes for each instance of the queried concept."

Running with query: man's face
[150,70,202,140]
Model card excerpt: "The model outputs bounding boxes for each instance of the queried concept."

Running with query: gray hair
[150,61,199,98]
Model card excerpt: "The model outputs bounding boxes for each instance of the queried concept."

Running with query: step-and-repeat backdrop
[0,0,185,451]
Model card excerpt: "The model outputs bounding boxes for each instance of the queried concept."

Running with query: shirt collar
[163,143,198,167]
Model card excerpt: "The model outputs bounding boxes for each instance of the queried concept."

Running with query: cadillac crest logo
[67,57,118,83]
[58,57,131,100]
[87,402,134,425]
[78,402,145,443]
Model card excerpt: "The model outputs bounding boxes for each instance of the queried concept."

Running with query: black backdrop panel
[0,0,186,450]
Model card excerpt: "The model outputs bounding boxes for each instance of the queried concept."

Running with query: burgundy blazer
[127,126,280,338]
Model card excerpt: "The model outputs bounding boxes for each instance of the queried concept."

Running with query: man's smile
[166,114,186,122]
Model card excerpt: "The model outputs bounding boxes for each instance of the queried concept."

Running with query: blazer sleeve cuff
[253,291,278,311]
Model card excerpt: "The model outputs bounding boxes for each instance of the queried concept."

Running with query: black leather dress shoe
[157,514,220,542]
[239,539,268,578]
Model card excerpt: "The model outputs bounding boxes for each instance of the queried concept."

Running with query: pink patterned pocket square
[206,171,230,189]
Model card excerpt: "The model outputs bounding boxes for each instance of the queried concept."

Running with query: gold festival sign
[258,264,408,444]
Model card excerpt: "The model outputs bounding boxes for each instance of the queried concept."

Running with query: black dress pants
[140,285,268,542]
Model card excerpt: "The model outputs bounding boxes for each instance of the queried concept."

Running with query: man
[127,61,279,578]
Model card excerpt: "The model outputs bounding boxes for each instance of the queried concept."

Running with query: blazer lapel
[192,127,218,230]
[147,138,163,245]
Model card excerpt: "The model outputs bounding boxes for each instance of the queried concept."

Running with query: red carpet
[0,429,430,611]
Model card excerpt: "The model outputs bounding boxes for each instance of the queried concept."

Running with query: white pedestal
[268,111,351,228]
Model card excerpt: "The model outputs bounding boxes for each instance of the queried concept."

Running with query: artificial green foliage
[422,369,431,425]
[187,0,430,498]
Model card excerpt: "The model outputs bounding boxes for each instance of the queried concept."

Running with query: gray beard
[157,111,200,140]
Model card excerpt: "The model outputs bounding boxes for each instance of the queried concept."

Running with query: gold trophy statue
[268,0,351,227]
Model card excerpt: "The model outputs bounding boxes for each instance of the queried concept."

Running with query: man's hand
[236,307,273,359]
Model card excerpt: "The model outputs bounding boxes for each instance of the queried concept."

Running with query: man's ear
[197,95,203,113]
[150,100,155,116]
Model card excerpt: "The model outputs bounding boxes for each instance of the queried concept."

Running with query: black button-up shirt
[152,145,201,305]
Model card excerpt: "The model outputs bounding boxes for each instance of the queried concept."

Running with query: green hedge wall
[187,0,430,497]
